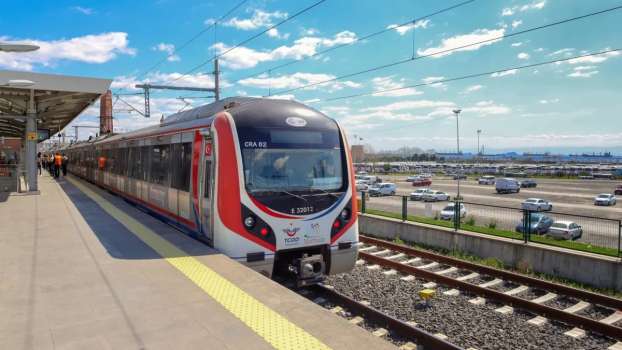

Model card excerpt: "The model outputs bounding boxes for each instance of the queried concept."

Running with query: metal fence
[359,192,622,258]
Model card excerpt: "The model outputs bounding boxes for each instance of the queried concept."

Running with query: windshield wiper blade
[309,188,340,198]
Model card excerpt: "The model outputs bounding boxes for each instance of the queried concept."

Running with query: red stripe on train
[214,114,276,252]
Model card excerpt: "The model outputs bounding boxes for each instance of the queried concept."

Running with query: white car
[410,188,432,201]
[440,203,466,220]
[356,180,369,192]
[422,190,450,202]
[521,198,552,211]
[594,193,617,206]
[406,175,419,182]
[547,221,582,240]
[368,183,396,197]
[478,176,495,185]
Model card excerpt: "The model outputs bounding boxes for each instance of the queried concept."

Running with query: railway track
[302,284,463,350]
[358,235,622,344]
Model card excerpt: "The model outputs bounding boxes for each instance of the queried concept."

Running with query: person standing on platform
[37,152,42,175]
[61,154,68,176]
[54,152,62,178]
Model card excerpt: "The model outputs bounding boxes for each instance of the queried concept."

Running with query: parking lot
[362,176,622,250]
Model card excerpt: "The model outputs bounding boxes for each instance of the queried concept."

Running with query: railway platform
[0,173,395,350]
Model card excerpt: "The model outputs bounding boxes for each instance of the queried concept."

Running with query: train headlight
[244,216,256,228]
[340,208,350,221]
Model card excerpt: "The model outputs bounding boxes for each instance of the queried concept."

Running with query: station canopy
[0,70,111,140]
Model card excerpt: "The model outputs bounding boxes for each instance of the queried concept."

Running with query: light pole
[453,109,462,199]
[477,129,482,155]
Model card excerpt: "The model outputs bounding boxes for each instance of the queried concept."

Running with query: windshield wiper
[309,188,341,198]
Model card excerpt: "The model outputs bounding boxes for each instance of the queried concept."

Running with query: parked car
[356,180,369,192]
[478,175,495,185]
[453,174,467,180]
[422,190,450,202]
[515,213,554,234]
[594,193,617,206]
[412,178,432,186]
[520,179,537,188]
[406,175,419,182]
[614,185,622,195]
[521,198,553,211]
[360,175,380,185]
[410,188,432,201]
[368,183,396,197]
[496,178,521,194]
[440,202,466,220]
[579,175,595,180]
[547,221,582,240]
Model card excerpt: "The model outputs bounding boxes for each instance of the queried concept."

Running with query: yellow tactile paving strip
[67,177,331,350]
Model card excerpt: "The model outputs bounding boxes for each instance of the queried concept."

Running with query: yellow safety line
[67,177,331,350]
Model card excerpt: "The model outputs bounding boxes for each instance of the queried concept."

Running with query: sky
[1,0,621,154]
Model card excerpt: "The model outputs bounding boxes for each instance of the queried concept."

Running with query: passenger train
[65,97,358,286]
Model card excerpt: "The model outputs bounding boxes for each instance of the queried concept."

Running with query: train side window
[129,147,139,179]
[150,144,170,186]
[119,148,128,176]
[170,142,192,192]
[140,146,150,181]
[204,160,211,198]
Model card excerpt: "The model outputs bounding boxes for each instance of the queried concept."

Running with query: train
[64,97,359,286]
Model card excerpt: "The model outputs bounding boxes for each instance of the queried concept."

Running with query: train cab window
[171,142,192,192]
[204,160,211,198]
[150,144,170,186]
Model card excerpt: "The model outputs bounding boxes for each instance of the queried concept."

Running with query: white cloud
[417,28,505,58]
[223,9,287,30]
[386,19,430,35]
[567,67,599,78]
[490,69,518,77]
[511,42,523,47]
[539,98,560,104]
[71,6,94,15]
[212,31,357,69]
[266,28,290,40]
[566,50,620,64]
[152,43,180,62]
[463,100,511,116]
[266,94,296,101]
[421,76,447,90]
[502,1,546,16]
[370,76,423,97]
[302,28,319,36]
[238,72,361,92]
[511,20,523,28]
[549,48,574,57]
[362,100,455,113]
[517,52,530,60]
[0,32,136,70]
[461,84,484,94]
[534,47,545,52]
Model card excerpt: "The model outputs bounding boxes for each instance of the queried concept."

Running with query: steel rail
[358,240,622,340]
[311,284,463,350]
[361,235,622,310]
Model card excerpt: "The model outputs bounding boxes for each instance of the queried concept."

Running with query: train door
[200,132,213,242]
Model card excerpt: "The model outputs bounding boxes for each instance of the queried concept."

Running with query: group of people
[38,152,68,178]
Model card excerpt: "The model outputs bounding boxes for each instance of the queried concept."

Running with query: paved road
[362,176,622,250]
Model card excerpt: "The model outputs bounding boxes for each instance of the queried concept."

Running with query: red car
[412,178,432,186]
[615,185,622,195]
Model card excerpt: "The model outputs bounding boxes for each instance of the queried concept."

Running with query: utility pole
[135,59,220,118]
[453,108,462,199]
[477,129,482,155]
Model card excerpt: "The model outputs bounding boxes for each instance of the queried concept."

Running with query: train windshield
[238,126,345,194]
[243,148,343,193]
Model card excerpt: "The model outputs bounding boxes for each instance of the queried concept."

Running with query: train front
[213,98,358,287]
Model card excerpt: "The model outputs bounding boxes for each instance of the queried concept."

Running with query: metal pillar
[214,59,220,101]
[25,89,37,191]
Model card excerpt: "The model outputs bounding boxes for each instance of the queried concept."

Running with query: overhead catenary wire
[322,48,622,102]
[235,0,478,82]
[269,4,622,96]
[134,0,249,81]
[169,0,328,84]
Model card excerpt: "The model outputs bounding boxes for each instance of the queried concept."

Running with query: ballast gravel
[325,266,614,350]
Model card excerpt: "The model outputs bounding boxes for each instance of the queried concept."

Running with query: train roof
[65,97,332,149]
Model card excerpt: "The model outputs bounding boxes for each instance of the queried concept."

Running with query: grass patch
[362,208,618,257]
[363,232,622,299]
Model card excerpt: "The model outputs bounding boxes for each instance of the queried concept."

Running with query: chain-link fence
[358,192,621,258]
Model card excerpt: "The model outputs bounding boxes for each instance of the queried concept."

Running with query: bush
[394,236,405,245]
[488,219,497,229]
[465,216,475,226]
